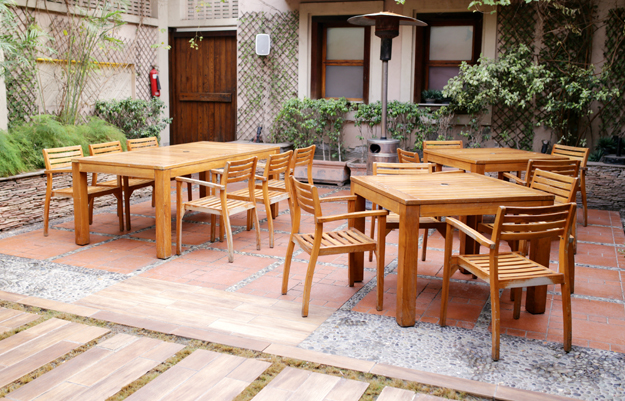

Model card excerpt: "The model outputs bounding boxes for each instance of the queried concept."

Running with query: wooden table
[350,173,555,327]
[423,148,567,177]
[71,141,279,259]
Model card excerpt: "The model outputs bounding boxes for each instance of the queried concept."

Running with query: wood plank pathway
[0,309,40,336]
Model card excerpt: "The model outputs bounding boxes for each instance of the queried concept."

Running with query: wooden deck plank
[0,313,40,331]
[97,334,138,351]
[0,319,70,356]
[376,387,416,401]
[291,372,341,401]
[250,387,291,401]
[0,341,77,388]
[7,347,111,401]
[263,367,310,391]
[140,342,184,362]
[125,366,196,401]
[195,377,249,401]
[170,326,270,352]
[227,359,271,382]
[0,308,23,322]
[324,379,369,401]
[68,337,162,386]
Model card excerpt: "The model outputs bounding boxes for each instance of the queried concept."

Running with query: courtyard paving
[0,182,623,400]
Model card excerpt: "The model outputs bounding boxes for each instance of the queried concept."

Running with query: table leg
[348,192,365,283]
[73,161,90,245]
[396,204,420,327]
[525,237,549,314]
[459,215,481,255]
[154,170,172,259]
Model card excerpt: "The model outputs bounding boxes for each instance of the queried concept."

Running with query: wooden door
[169,31,237,144]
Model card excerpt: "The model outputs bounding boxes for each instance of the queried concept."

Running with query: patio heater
[348,12,426,174]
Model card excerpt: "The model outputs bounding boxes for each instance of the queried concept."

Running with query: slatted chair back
[289,176,321,217]
[491,203,577,244]
[524,159,580,186]
[264,150,293,178]
[43,145,84,172]
[551,144,589,168]
[89,141,123,156]
[373,162,432,176]
[289,145,315,183]
[221,156,257,186]
[422,140,463,150]
[530,169,579,205]
[127,137,159,151]
[397,148,420,163]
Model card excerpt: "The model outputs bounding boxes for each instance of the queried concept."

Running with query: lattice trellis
[491,1,537,150]
[46,0,152,17]
[4,4,157,126]
[185,0,238,20]
[237,11,298,141]
[600,8,625,138]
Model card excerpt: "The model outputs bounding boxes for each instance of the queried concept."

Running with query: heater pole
[381,60,388,140]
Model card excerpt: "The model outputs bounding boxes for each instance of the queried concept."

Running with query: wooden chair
[480,169,579,291]
[552,144,590,226]
[368,162,445,263]
[43,145,124,236]
[175,156,261,263]
[422,140,463,150]
[502,159,580,187]
[89,141,155,231]
[397,148,420,163]
[228,150,292,248]
[127,137,192,203]
[282,177,388,317]
[440,203,577,360]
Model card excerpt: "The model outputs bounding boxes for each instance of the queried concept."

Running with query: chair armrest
[209,168,224,176]
[432,170,465,174]
[255,175,267,182]
[319,195,358,203]
[176,176,225,191]
[316,209,388,224]
[446,217,496,250]
[502,172,526,185]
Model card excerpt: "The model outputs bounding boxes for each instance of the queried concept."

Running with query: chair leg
[568,240,575,294]
[43,189,52,237]
[265,199,275,248]
[440,224,454,327]
[490,286,501,361]
[376,217,386,311]
[186,178,192,202]
[219,216,225,242]
[369,216,375,262]
[88,199,94,225]
[282,238,296,295]
[210,215,216,242]
[176,207,184,256]
[116,192,124,232]
[223,213,235,263]
[421,228,429,262]
[301,247,320,317]
[581,173,587,227]
[251,207,261,251]
[124,178,132,231]
[512,288,522,319]
[151,185,155,207]
[561,280,573,352]
[246,210,253,231]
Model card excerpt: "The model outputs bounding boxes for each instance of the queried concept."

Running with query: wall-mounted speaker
[255,34,271,56]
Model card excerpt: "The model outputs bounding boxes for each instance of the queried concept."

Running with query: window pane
[428,66,460,91]
[327,27,365,60]
[430,25,473,61]
[325,65,363,99]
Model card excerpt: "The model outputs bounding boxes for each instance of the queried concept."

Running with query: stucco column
[156,0,170,145]
[0,50,8,130]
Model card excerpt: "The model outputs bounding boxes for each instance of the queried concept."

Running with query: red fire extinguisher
[150,66,161,97]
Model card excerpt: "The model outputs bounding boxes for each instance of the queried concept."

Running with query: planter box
[294,159,350,186]
[346,159,367,177]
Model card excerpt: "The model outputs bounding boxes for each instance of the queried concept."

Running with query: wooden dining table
[423,148,568,178]
[350,173,555,327]
[71,141,279,259]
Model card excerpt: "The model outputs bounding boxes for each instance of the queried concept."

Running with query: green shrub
[95,97,172,141]
[0,130,26,177]
[2,115,126,175]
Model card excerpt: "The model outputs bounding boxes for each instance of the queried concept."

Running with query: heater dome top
[347,11,426,27]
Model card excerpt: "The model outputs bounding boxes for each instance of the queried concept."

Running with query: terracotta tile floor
[0,187,623,355]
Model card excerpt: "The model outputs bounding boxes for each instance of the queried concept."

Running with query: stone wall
[585,162,625,211]
[0,171,151,232]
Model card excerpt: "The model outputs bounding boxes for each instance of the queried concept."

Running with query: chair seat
[294,228,376,256]
[263,179,286,191]
[52,185,120,198]
[457,252,564,287]
[229,188,289,204]
[97,177,153,188]
[184,195,255,215]
[387,212,441,226]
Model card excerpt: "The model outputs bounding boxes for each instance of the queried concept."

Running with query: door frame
[168,29,237,144]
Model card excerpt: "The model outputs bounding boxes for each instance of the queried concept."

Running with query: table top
[423,148,567,165]
[351,173,555,206]
[73,142,280,170]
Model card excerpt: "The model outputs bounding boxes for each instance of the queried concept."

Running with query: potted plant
[422,89,438,104]
[271,97,353,185]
